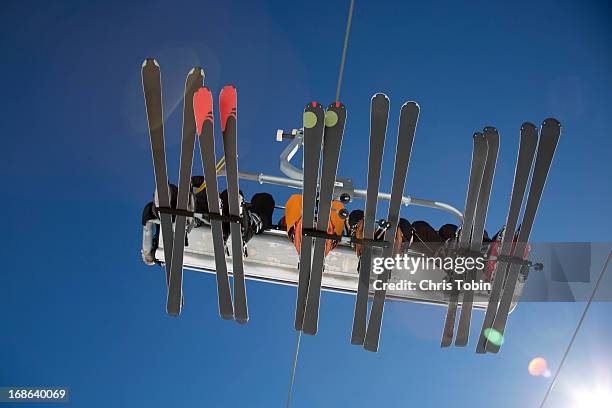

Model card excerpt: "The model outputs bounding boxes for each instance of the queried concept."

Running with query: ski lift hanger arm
[278,129,304,180]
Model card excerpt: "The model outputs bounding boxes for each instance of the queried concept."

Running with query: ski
[166,67,204,316]
[475,122,538,353]
[363,101,419,352]
[294,102,325,331]
[454,127,499,346]
[220,85,248,324]
[302,102,347,335]
[485,118,561,353]
[193,87,234,320]
[351,93,389,345]
[441,133,488,347]
[141,59,174,289]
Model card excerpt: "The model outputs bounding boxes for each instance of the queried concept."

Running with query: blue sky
[1,0,611,407]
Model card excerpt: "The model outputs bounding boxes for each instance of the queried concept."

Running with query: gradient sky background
[2,0,612,407]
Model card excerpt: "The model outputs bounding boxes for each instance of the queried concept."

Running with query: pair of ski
[441,119,561,351]
[141,58,248,323]
[441,128,499,348]
[475,119,561,353]
[350,94,420,352]
[294,101,347,335]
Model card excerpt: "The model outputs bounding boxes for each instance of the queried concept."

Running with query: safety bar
[273,127,463,222]
[219,169,464,223]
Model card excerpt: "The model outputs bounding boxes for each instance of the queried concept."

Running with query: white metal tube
[227,170,463,223]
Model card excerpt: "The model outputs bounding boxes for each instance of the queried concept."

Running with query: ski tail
[351,93,389,345]
[294,102,325,331]
[440,297,459,347]
[303,102,347,335]
[441,132,488,347]
[141,59,174,287]
[455,127,499,346]
[194,86,234,320]
[363,101,419,352]
[194,87,213,136]
[220,85,249,324]
[486,118,561,353]
[476,122,538,353]
[166,67,204,316]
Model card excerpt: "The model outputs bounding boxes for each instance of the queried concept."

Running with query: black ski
[455,127,499,346]
[441,133,488,347]
[220,85,248,324]
[363,101,419,352]
[294,102,325,331]
[303,102,347,335]
[476,122,538,353]
[193,86,234,320]
[141,59,174,289]
[166,67,204,316]
[486,119,561,353]
[351,93,389,345]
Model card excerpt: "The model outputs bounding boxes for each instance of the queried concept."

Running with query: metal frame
[142,128,465,278]
[140,128,522,321]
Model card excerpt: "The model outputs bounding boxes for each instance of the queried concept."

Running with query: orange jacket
[285,194,345,256]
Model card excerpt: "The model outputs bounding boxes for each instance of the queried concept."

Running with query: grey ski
[166,67,204,316]
[294,102,325,331]
[193,86,234,320]
[303,102,347,335]
[486,118,561,353]
[476,122,538,353]
[220,85,248,323]
[441,133,488,347]
[141,59,174,288]
[455,127,499,346]
[363,101,419,352]
[351,93,389,345]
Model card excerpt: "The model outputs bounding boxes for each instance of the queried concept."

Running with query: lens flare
[528,357,548,377]
[483,328,504,346]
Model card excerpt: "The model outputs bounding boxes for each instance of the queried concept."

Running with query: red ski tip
[219,85,237,132]
[193,87,213,137]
